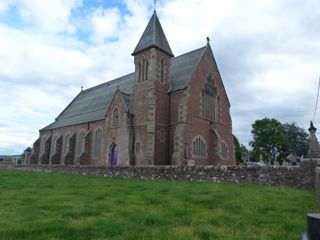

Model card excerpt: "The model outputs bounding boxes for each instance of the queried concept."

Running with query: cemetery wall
[0,161,316,189]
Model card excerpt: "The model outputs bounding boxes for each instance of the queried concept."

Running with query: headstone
[187,160,195,167]
[300,232,309,240]
[307,121,320,159]
[304,121,320,203]
[307,214,320,240]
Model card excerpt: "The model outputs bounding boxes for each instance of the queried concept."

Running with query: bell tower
[131,11,173,165]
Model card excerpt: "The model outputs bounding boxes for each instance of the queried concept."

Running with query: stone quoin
[30,11,235,167]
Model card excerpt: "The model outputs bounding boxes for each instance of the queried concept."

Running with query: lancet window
[138,58,149,82]
[112,108,119,128]
[93,128,102,157]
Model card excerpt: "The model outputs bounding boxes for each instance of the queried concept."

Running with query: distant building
[31,11,235,166]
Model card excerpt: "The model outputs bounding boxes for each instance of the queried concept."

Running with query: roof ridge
[173,46,206,60]
[82,72,134,93]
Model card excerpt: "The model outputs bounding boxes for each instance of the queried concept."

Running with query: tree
[233,135,249,164]
[283,122,309,157]
[21,147,32,164]
[233,135,242,164]
[250,118,288,164]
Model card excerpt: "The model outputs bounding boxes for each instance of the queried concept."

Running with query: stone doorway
[110,144,118,166]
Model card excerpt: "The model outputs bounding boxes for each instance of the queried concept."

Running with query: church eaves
[132,11,174,57]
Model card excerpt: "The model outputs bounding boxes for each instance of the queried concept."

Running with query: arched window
[221,141,228,159]
[202,74,217,120]
[138,62,142,82]
[144,59,148,81]
[63,132,70,155]
[112,108,119,128]
[141,59,145,82]
[93,128,103,157]
[192,137,206,157]
[160,59,164,82]
[217,96,221,122]
[135,142,140,153]
[77,130,85,156]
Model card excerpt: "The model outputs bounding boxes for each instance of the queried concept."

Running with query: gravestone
[304,121,320,202]
[306,121,320,159]
[307,214,320,240]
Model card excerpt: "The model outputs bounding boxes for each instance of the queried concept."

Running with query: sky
[0,0,320,155]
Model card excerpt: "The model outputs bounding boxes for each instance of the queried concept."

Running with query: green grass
[0,169,317,240]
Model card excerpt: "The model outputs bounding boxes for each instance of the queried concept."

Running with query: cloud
[89,7,121,44]
[1,0,82,33]
[0,0,320,154]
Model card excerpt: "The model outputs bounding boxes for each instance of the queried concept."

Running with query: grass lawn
[0,169,317,240]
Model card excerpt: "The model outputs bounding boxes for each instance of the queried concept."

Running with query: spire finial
[81,86,83,91]
[206,36,210,45]
[154,0,157,12]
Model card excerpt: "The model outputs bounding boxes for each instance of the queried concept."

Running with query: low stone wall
[0,162,315,189]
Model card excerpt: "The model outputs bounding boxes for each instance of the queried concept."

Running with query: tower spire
[131,10,173,57]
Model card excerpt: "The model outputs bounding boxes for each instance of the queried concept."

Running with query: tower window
[217,96,221,122]
[160,59,164,82]
[138,63,142,82]
[144,59,148,81]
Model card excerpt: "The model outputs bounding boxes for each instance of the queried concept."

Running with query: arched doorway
[110,144,118,166]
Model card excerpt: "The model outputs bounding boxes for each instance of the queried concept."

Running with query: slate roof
[42,46,206,131]
[132,11,173,57]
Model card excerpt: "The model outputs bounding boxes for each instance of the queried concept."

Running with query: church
[30,10,235,166]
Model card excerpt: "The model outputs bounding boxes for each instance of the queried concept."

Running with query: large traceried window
[192,137,206,157]
[77,130,85,156]
[112,108,119,128]
[202,74,219,120]
[93,128,102,157]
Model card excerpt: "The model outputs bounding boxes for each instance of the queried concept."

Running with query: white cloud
[1,0,82,33]
[89,7,121,44]
[1,0,320,154]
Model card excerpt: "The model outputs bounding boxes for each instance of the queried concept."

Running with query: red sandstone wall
[104,92,132,166]
[178,46,235,165]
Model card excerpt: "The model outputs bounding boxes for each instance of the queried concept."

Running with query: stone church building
[30,11,235,166]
